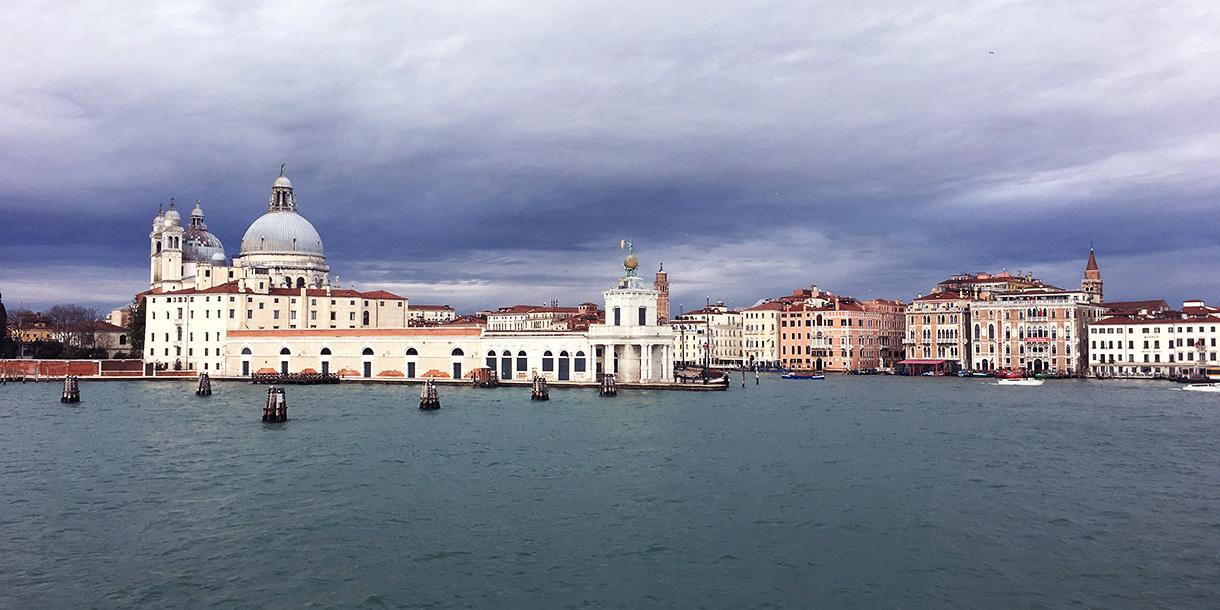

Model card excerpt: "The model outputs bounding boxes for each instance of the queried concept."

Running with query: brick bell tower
[654,263,670,323]
[1081,247,1103,304]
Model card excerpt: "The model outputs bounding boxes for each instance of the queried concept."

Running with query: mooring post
[196,372,212,397]
[60,375,80,403]
[262,386,287,422]
[599,373,617,397]
[531,375,550,401]
[420,378,440,410]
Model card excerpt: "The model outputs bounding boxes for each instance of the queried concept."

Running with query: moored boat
[781,373,825,380]
[997,378,1044,386]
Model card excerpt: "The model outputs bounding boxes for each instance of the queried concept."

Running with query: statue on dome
[620,239,638,276]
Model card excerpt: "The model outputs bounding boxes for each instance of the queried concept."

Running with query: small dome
[210,252,227,264]
[152,213,164,231]
[273,174,293,189]
[240,211,325,256]
[163,207,181,227]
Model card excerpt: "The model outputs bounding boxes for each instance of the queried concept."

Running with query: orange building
[778,296,899,372]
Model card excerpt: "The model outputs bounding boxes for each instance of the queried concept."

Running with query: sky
[2,0,1219,314]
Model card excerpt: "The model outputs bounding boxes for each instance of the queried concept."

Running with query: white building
[672,303,743,367]
[1087,300,1220,378]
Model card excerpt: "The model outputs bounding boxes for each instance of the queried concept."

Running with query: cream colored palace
[142,170,674,383]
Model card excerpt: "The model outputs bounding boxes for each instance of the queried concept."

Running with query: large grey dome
[239,211,324,256]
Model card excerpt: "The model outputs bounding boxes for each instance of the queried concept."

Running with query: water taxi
[1182,383,1220,393]
[997,378,1043,386]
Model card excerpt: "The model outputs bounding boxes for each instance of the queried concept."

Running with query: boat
[921,371,939,377]
[1182,383,1220,392]
[781,373,825,380]
[971,372,991,378]
[997,378,1043,386]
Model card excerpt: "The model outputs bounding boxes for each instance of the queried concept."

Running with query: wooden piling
[262,386,287,422]
[60,375,80,403]
[196,372,212,396]
[420,379,440,410]
[531,375,550,401]
[599,373,617,397]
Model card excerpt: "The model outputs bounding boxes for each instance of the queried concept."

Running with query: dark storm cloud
[2,0,1219,311]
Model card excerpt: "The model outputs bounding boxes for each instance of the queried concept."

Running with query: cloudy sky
[2,0,1219,313]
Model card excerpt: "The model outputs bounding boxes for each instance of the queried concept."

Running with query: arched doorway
[542,351,554,377]
[815,358,823,371]
[500,350,512,380]
[1032,359,1046,373]
[558,351,570,381]
[980,358,989,371]
[279,347,291,375]
[320,347,332,376]
[451,348,464,379]
[486,350,497,369]
[362,347,374,378]
[405,347,418,378]
[241,347,252,376]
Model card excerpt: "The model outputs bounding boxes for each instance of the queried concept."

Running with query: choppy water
[1,376,1218,609]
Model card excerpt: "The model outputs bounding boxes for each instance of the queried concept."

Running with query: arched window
[320,347,331,355]
[362,347,374,356]
[574,350,586,372]
[296,277,305,288]
[486,350,497,368]
[974,324,980,339]
[280,347,291,355]
[542,350,554,372]
[406,347,418,356]
[516,350,527,371]
[119,334,127,345]
[241,347,252,355]
[988,324,995,340]
[362,311,370,325]
[451,348,464,356]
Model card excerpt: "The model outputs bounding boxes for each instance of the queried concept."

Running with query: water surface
[1,377,1217,608]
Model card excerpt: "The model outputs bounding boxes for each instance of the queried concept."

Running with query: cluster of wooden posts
[60,376,80,403]
[262,386,288,422]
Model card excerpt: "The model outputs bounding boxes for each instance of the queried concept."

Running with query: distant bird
[989,51,995,55]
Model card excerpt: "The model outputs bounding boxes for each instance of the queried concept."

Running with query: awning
[897,359,951,365]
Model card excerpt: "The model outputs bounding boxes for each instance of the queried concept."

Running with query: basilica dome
[183,200,226,263]
[234,169,330,285]
[239,211,324,256]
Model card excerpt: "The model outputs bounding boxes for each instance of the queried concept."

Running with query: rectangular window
[273,310,280,320]
[229,309,235,318]
[614,307,621,326]
[638,307,647,326]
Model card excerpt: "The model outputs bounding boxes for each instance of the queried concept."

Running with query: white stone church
[142,169,674,383]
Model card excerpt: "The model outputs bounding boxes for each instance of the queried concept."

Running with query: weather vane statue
[279,163,287,176]
[620,239,638,276]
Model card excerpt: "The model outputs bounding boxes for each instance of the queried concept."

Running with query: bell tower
[1081,247,1103,304]
[149,206,165,286]
[653,263,669,323]
[160,201,184,287]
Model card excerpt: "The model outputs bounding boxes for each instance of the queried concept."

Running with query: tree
[45,304,100,350]
[126,298,147,359]
[0,291,8,357]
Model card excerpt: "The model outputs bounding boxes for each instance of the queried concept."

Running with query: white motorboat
[1182,383,1220,393]
[997,378,1043,386]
